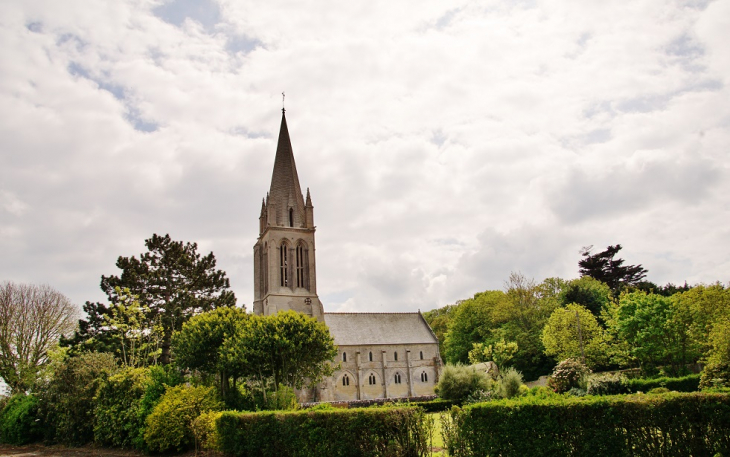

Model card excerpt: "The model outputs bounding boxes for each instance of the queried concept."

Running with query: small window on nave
[420,351,424,360]
[368,373,376,385]
[421,371,428,382]
[342,352,347,363]
[394,352,398,361]
[394,372,402,384]
[369,351,373,362]
[342,374,350,386]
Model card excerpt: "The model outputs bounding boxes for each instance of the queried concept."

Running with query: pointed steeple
[268,111,306,227]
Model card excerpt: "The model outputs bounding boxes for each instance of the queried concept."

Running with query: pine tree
[578,244,647,294]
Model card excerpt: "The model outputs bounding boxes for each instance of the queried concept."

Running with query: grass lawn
[428,412,447,456]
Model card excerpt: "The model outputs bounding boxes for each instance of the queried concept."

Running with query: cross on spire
[282,91,285,112]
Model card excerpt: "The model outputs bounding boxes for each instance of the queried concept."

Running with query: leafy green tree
[173,306,249,399]
[560,276,613,319]
[614,291,698,374]
[700,317,730,388]
[542,304,608,368]
[0,282,78,394]
[93,367,150,449]
[578,245,647,294]
[443,291,506,364]
[223,311,337,393]
[422,303,458,359]
[468,339,518,369]
[60,301,117,355]
[100,234,236,364]
[673,284,730,357]
[104,288,163,367]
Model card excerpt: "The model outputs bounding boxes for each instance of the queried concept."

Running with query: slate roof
[324,313,439,346]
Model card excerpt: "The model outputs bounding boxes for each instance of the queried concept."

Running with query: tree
[613,291,692,374]
[560,276,613,319]
[578,245,648,293]
[468,339,518,369]
[443,291,506,364]
[0,282,78,394]
[100,234,236,364]
[700,317,730,388]
[542,303,608,368]
[60,301,117,356]
[173,306,249,399]
[102,288,163,367]
[223,311,337,393]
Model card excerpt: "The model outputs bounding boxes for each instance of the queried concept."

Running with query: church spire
[268,111,306,227]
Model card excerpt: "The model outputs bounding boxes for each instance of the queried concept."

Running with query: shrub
[216,407,429,457]
[0,394,43,445]
[408,399,455,413]
[144,385,223,453]
[191,410,223,452]
[496,367,524,399]
[38,352,118,445]
[622,373,700,393]
[93,367,149,449]
[436,364,491,404]
[257,384,298,411]
[548,358,591,394]
[701,318,730,389]
[587,372,628,396]
[452,392,730,456]
[648,387,670,394]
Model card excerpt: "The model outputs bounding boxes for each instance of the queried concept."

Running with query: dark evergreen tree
[60,301,119,355]
[578,245,648,294]
[62,234,236,365]
[99,234,237,364]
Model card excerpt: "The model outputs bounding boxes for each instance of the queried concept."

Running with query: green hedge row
[409,399,455,413]
[445,392,730,456]
[622,373,700,393]
[216,407,429,457]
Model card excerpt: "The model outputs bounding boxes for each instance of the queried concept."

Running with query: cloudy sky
[1,0,728,315]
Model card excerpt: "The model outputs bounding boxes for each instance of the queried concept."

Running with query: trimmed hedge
[409,399,455,413]
[622,373,700,393]
[216,407,429,457]
[445,392,730,456]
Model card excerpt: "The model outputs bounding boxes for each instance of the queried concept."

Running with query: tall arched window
[279,242,289,287]
[342,374,350,386]
[421,371,428,382]
[394,373,402,384]
[369,351,373,362]
[296,242,308,289]
[342,352,347,363]
[394,352,398,361]
[289,208,294,227]
[263,242,268,293]
[420,351,424,360]
[368,373,376,385]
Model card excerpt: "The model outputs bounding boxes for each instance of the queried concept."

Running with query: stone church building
[252,110,442,402]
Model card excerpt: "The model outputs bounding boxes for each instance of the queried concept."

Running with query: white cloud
[0,0,728,314]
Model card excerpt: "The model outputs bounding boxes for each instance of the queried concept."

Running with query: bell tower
[253,110,324,320]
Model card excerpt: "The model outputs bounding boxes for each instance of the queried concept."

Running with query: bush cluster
[444,392,730,456]
[547,358,591,393]
[215,407,430,457]
[0,394,43,445]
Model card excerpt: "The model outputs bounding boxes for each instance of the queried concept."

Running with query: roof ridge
[324,312,421,315]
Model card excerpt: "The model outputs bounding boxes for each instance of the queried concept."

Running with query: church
[252,110,442,402]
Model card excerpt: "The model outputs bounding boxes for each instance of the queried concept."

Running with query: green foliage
[191,410,223,452]
[443,290,506,364]
[701,318,730,388]
[222,311,337,391]
[578,244,648,294]
[587,373,627,396]
[102,288,163,367]
[542,304,608,368]
[408,399,455,413]
[559,276,613,318]
[448,392,730,456]
[100,233,237,364]
[93,367,149,449]
[215,407,430,457]
[173,306,249,402]
[622,374,700,393]
[422,304,458,359]
[436,364,491,404]
[548,358,591,393]
[496,367,524,399]
[0,394,42,445]
[144,384,223,453]
[468,339,518,368]
[38,351,118,445]
[614,291,699,374]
